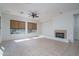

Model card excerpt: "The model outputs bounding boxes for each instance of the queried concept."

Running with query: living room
[0,3,79,56]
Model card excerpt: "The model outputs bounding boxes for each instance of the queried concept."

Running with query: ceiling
[0,3,79,21]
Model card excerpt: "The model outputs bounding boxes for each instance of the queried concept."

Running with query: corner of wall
[68,39,74,43]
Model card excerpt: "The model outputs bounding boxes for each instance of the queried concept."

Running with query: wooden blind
[10,20,25,29]
[28,22,37,30]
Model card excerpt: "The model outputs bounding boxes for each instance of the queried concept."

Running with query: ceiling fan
[28,11,39,18]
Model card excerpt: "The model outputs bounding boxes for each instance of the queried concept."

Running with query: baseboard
[2,35,40,42]
[1,35,70,43]
[43,35,69,43]
[68,39,74,43]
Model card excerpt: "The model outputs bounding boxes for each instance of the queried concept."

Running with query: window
[27,22,37,33]
[10,20,25,34]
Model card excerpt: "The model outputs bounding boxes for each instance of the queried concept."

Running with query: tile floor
[0,37,79,56]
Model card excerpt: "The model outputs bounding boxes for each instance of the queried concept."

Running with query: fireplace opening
[55,33,64,38]
[55,30,67,39]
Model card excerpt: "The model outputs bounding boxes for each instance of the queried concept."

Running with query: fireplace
[55,33,64,38]
[55,30,67,39]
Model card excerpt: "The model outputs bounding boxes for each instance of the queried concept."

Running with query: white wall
[1,9,79,43]
[41,9,79,43]
[1,13,41,41]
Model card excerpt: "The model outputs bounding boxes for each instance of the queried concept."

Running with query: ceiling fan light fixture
[28,11,39,18]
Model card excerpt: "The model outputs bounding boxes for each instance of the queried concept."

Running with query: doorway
[74,14,79,40]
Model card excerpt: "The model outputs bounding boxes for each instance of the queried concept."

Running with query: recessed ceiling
[0,3,79,21]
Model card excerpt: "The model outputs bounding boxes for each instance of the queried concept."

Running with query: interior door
[0,16,1,43]
[74,14,79,40]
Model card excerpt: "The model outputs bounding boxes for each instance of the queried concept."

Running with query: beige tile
[0,38,79,56]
